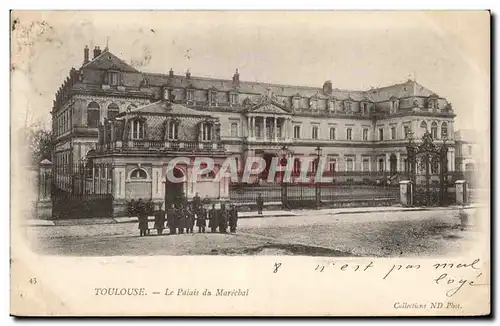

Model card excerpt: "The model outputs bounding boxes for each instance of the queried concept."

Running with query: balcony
[97,139,225,153]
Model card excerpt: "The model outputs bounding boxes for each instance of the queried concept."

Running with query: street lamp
[314,145,322,209]
[280,144,291,209]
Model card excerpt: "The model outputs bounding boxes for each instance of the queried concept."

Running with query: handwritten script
[274,258,487,297]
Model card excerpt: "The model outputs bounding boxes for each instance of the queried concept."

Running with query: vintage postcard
[10,10,490,316]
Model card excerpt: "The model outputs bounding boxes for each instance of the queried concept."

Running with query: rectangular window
[293,125,301,139]
[346,128,352,140]
[346,158,354,172]
[312,126,319,140]
[329,127,336,140]
[255,124,261,138]
[362,158,370,171]
[329,159,336,172]
[379,128,384,141]
[230,122,238,137]
[108,72,118,85]
[202,124,212,141]
[132,120,144,140]
[363,128,368,141]
[391,127,396,140]
[293,158,301,174]
[404,126,409,139]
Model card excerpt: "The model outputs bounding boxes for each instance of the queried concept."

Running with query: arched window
[107,103,119,120]
[130,168,148,179]
[131,120,145,140]
[87,101,100,128]
[431,122,438,139]
[441,122,448,139]
[420,121,428,132]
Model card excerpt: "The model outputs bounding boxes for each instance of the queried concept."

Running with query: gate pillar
[36,159,53,219]
[399,180,413,207]
[455,180,468,206]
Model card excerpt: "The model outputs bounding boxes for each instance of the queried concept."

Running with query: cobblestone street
[25,209,479,257]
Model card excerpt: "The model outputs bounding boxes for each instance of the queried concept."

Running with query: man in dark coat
[229,204,239,233]
[177,205,186,234]
[209,203,218,233]
[193,192,202,216]
[154,203,166,235]
[197,206,207,233]
[186,204,195,234]
[137,198,148,237]
[219,203,228,234]
[166,204,176,235]
[256,194,264,215]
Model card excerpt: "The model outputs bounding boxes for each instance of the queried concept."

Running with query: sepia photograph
[10,10,491,316]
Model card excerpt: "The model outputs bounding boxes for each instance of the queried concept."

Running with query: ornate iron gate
[51,163,114,219]
[406,132,449,206]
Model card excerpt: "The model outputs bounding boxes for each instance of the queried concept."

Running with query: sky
[10,11,490,133]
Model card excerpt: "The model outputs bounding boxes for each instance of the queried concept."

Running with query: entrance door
[165,167,186,208]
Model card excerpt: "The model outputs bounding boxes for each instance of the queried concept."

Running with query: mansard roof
[79,51,444,104]
[122,100,212,117]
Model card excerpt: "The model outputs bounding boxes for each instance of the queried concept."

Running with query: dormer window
[186,89,195,102]
[309,98,317,111]
[163,88,171,101]
[293,96,300,110]
[210,91,217,106]
[361,102,368,114]
[107,71,119,86]
[230,93,238,105]
[391,99,399,113]
[344,101,352,113]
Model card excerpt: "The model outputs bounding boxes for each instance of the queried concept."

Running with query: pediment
[250,101,290,114]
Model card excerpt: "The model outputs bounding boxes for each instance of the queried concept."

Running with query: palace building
[52,45,457,214]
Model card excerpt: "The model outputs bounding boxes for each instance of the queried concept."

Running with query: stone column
[151,166,164,203]
[385,153,390,172]
[251,116,255,138]
[451,150,455,171]
[284,118,288,139]
[263,116,267,141]
[273,116,277,141]
[396,152,401,172]
[447,150,452,172]
[246,116,250,138]
[36,159,53,219]
[113,166,126,200]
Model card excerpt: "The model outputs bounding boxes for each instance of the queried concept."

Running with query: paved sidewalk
[24,204,480,227]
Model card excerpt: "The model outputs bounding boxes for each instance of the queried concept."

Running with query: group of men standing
[135,193,239,236]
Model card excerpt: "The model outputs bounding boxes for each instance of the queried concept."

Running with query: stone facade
[51,45,458,212]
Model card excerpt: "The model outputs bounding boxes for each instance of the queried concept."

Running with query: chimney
[233,69,240,86]
[84,45,89,64]
[322,80,333,95]
[93,46,99,59]
[186,69,191,79]
[96,46,102,57]
[169,68,174,78]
